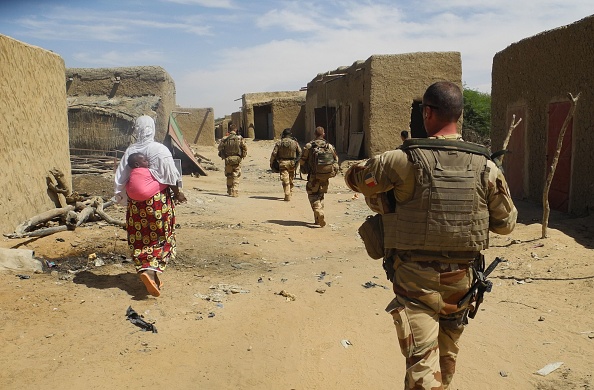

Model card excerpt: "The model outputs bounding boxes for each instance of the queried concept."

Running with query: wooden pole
[542,92,580,238]
[499,114,522,166]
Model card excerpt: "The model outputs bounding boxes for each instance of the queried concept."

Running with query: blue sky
[2,0,593,117]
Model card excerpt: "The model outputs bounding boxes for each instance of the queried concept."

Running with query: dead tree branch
[14,205,75,236]
[501,114,522,164]
[5,197,124,239]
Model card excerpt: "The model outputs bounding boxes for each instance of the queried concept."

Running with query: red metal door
[546,101,573,212]
[503,107,526,199]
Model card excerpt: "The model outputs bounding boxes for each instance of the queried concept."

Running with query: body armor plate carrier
[223,135,242,157]
[277,138,297,160]
[383,138,492,252]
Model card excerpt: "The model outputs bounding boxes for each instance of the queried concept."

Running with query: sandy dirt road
[1,139,593,389]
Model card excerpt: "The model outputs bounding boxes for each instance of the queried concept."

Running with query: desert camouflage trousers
[278,160,296,199]
[386,255,473,390]
[224,162,242,196]
[306,177,329,225]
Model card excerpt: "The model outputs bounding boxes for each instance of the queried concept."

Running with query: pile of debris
[4,168,124,239]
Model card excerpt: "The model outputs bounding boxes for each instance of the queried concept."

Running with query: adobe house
[66,66,176,152]
[231,111,243,135]
[215,115,233,139]
[172,107,215,146]
[305,52,462,157]
[0,34,71,233]
[241,91,306,140]
[491,15,594,215]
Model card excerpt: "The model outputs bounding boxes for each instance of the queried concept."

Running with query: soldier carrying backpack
[218,123,247,197]
[298,126,338,227]
[270,128,302,201]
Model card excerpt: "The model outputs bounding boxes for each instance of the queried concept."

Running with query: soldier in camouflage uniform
[345,81,517,389]
[270,128,302,201]
[299,126,338,227]
[218,124,247,197]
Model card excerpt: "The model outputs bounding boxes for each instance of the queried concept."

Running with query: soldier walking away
[345,81,518,389]
[218,123,247,197]
[270,128,302,201]
[299,126,338,227]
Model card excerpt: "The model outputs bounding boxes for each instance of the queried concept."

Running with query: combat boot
[318,213,326,227]
[284,194,291,201]
[232,190,239,197]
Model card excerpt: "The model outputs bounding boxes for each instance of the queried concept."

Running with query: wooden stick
[5,225,69,239]
[542,92,580,238]
[95,200,126,228]
[49,168,71,194]
[14,205,75,235]
[75,205,96,227]
[499,114,522,165]
[47,173,68,208]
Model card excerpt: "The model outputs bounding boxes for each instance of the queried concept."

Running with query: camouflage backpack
[223,134,242,157]
[309,140,336,180]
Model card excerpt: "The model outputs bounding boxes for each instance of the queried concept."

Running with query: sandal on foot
[140,272,161,297]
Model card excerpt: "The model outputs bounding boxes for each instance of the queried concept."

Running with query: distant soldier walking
[218,123,247,197]
[299,126,338,227]
[270,128,302,201]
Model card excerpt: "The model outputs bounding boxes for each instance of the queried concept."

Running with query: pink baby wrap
[126,167,168,201]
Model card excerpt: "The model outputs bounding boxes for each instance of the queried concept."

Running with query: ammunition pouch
[358,214,384,260]
[225,155,242,165]
[382,253,395,282]
[440,311,468,330]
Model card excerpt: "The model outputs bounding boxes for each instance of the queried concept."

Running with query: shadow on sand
[251,196,284,201]
[267,219,319,228]
[72,270,151,300]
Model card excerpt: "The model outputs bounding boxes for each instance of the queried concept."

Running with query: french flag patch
[364,172,377,187]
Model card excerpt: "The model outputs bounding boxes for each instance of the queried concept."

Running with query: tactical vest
[277,138,297,160]
[383,139,491,252]
[223,134,242,157]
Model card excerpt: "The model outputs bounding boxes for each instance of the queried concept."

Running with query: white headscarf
[114,115,181,205]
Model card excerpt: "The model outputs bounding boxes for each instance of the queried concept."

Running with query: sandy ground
[1,139,593,390]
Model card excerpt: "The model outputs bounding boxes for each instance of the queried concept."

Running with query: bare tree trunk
[542,92,580,238]
[503,115,522,151]
[13,225,69,238]
[14,206,75,235]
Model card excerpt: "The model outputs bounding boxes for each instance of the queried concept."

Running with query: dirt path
[1,139,593,389]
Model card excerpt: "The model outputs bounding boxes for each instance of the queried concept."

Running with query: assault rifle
[458,256,506,319]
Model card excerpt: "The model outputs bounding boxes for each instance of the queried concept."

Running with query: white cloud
[161,0,236,9]
[15,6,212,43]
[181,1,594,114]
[73,49,166,67]
[17,17,129,42]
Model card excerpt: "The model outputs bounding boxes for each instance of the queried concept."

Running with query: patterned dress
[126,189,176,273]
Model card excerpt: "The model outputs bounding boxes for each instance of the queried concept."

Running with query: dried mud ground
[1,139,593,390]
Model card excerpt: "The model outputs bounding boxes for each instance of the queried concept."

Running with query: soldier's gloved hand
[490,150,508,170]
